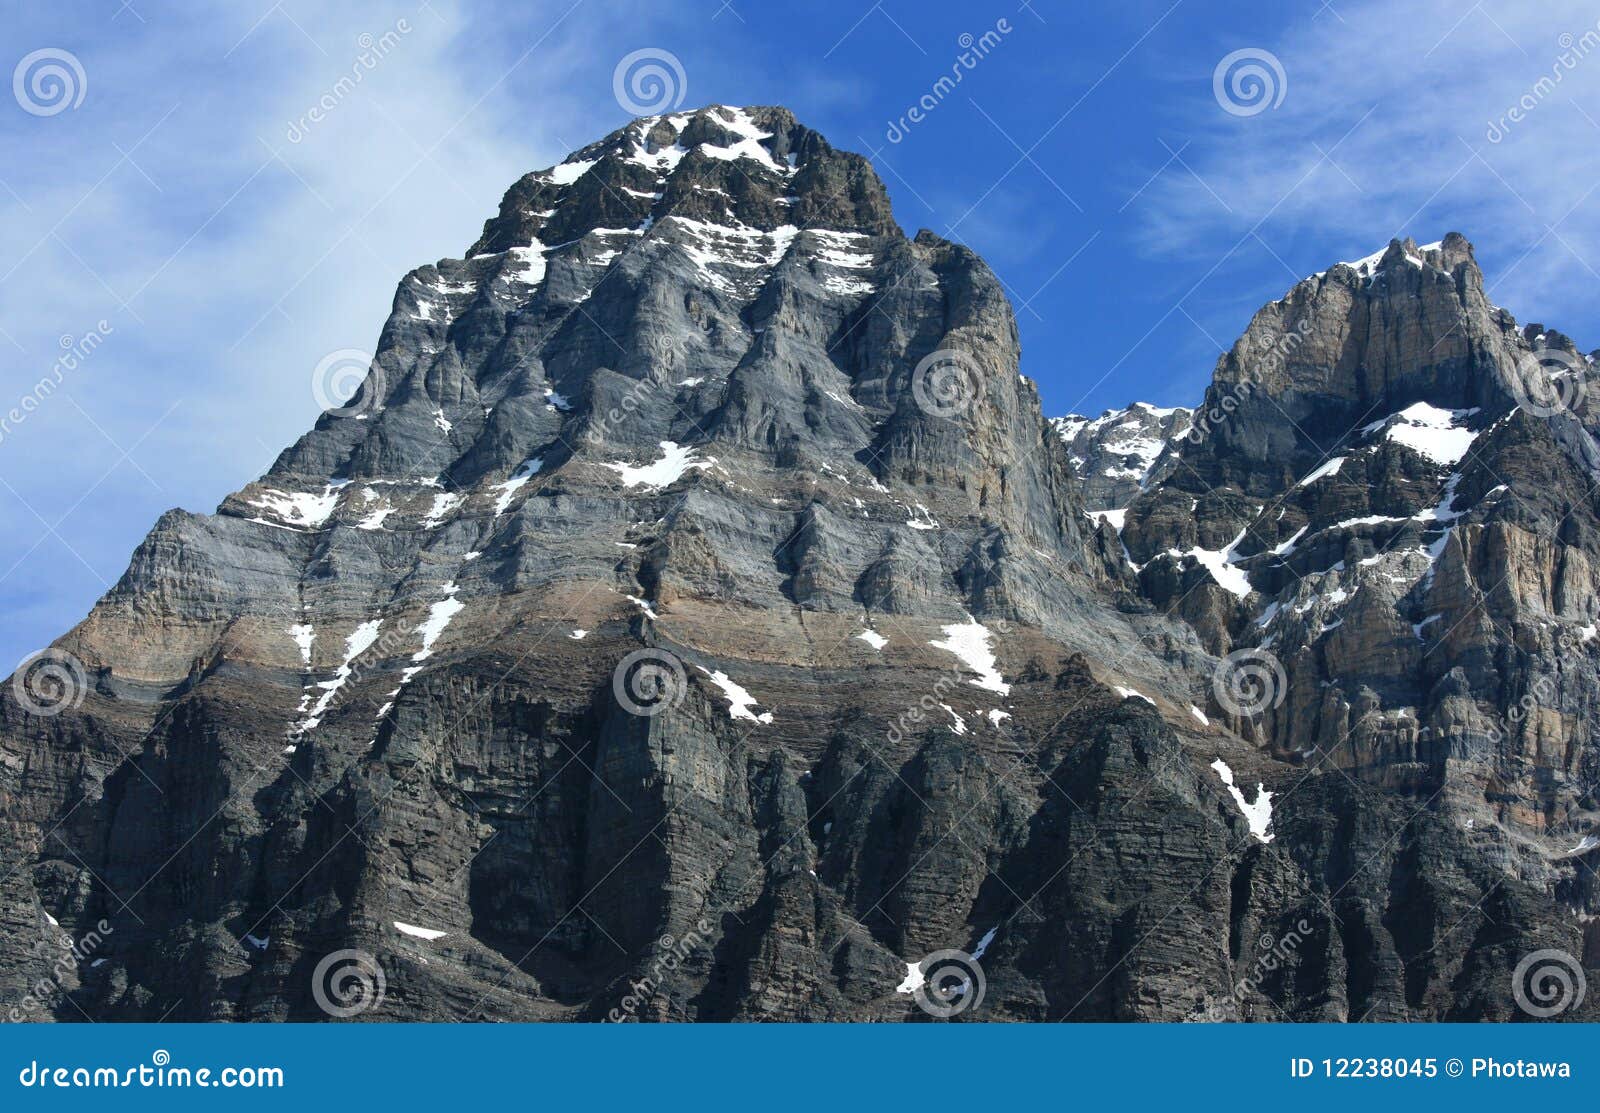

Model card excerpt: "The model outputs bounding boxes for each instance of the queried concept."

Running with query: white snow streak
[1210,758,1275,843]
[696,666,773,723]
[412,584,464,662]
[288,623,315,665]
[929,617,1010,695]
[393,921,448,941]
[423,492,463,528]
[492,457,543,516]
[297,619,383,731]
[601,441,713,489]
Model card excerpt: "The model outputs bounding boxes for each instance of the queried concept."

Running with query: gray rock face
[2,114,1595,1024]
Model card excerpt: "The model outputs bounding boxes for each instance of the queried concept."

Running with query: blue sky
[4,0,1599,668]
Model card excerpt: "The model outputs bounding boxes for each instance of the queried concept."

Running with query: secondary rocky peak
[1325,231,1476,283]
[1068,231,1600,887]
[1052,402,1192,511]
[1171,230,1531,494]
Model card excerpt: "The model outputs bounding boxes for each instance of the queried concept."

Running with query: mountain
[2,108,1596,1023]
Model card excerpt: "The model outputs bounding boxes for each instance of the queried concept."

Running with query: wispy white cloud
[1136,0,1600,335]
[0,0,626,661]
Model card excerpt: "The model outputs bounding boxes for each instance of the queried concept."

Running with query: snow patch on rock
[929,617,1010,695]
[393,921,448,941]
[602,441,713,489]
[1211,758,1275,843]
[697,666,773,723]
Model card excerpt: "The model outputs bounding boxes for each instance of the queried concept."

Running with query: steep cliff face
[2,113,1595,1023]
[1113,237,1600,834]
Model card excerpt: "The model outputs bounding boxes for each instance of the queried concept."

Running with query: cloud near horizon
[1135,0,1600,336]
[0,0,643,663]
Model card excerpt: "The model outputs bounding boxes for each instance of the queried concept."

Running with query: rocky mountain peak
[1325,231,1476,283]
[1170,230,1527,494]
[1077,232,1600,883]
[469,104,897,258]
[71,106,1106,702]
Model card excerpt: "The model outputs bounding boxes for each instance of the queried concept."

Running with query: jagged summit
[1051,403,1192,512]
[470,105,898,257]
[74,103,1113,709]
[1320,231,1476,281]
[253,105,949,504]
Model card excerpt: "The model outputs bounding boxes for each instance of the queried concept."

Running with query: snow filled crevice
[288,623,315,665]
[1295,456,1346,487]
[1210,758,1275,843]
[938,702,968,735]
[411,583,464,663]
[1167,528,1253,598]
[296,619,383,732]
[492,457,543,516]
[422,492,464,529]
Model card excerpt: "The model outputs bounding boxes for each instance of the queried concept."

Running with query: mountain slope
[2,112,1595,1022]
